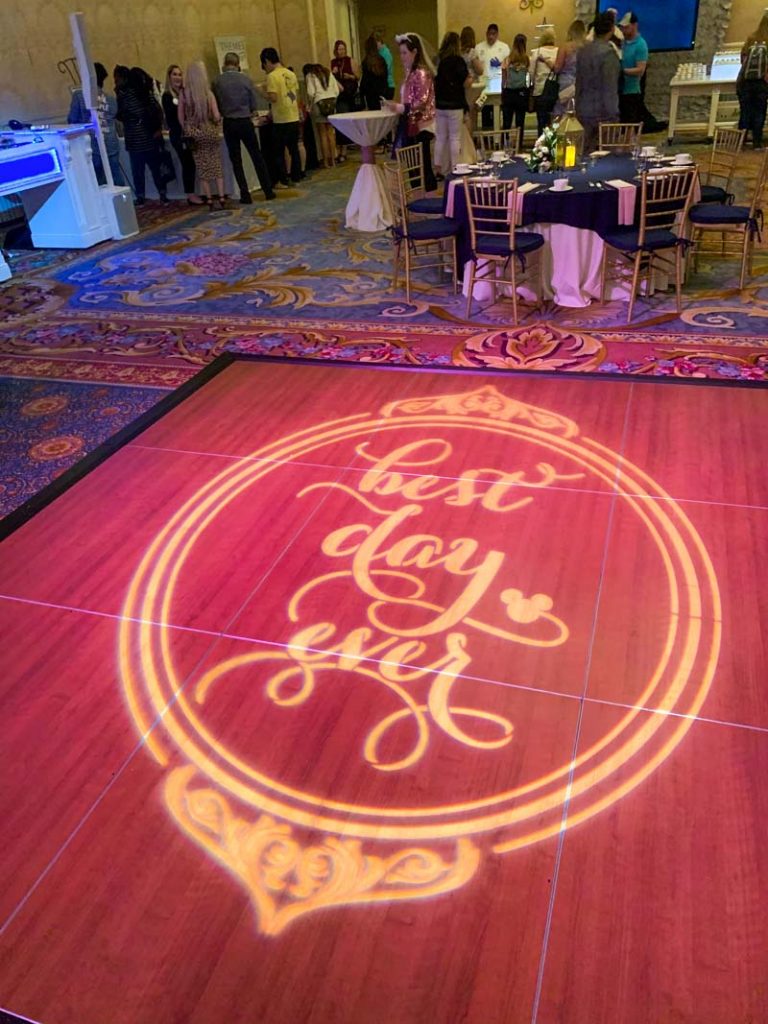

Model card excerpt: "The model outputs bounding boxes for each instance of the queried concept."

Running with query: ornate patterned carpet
[1,153,767,516]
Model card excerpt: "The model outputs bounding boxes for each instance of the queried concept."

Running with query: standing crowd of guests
[69,49,310,206]
[66,10,768,207]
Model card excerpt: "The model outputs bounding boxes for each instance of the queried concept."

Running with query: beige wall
[0,0,324,122]
[356,0,439,89]
[0,0,757,124]
[428,0,761,51]
[725,3,764,44]
[444,0,575,47]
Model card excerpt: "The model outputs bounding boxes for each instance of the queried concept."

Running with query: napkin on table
[605,179,637,225]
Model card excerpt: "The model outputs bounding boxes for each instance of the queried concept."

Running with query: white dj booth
[0,12,138,282]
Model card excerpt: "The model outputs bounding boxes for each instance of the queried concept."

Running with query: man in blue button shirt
[618,11,648,124]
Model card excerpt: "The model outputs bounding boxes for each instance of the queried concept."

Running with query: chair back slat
[473,130,519,159]
[384,162,409,236]
[599,122,643,152]
[705,127,746,188]
[464,178,519,252]
[638,167,698,243]
[394,143,426,204]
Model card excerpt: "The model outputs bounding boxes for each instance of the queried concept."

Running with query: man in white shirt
[475,23,510,127]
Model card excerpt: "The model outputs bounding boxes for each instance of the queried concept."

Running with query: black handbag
[539,72,560,112]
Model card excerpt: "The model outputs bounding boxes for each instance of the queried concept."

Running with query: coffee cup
[640,145,656,157]
[674,152,692,164]
[455,163,470,172]
[491,151,506,162]
[553,178,569,191]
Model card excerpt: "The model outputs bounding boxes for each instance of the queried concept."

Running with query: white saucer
[549,185,573,192]
[452,168,472,175]
[590,150,610,158]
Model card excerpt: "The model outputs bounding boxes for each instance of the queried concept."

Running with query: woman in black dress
[360,35,388,110]
[162,65,204,205]
[331,40,359,161]
[117,67,168,204]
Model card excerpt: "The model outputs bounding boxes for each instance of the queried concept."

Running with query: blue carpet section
[0,376,168,517]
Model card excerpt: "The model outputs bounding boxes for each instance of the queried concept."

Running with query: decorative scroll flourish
[380,384,580,436]
[165,765,481,935]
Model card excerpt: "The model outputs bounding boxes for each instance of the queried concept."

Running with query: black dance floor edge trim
[0,354,236,543]
[2,352,766,543]
[0,1007,44,1024]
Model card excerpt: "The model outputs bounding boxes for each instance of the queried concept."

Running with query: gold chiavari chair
[384,162,459,303]
[472,129,520,160]
[599,166,698,323]
[394,143,443,216]
[689,148,768,289]
[463,177,545,322]
[598,122,643,153]
[699,126,746,205]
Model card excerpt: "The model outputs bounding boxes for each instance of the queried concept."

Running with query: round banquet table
[445,153,678,307]
[328,110,400,232]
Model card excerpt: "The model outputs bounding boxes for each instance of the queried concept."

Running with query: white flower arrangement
[525,121,560,172]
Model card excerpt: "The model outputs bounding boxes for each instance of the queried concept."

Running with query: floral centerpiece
[525,121,560,172]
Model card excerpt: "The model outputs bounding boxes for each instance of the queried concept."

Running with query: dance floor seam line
[529,380,635,1024]
[125,444,768,514]
[1,592,756,733]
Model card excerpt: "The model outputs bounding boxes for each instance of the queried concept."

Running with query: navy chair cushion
[699,184,732,205]
[476,231,545,258]
[403,217,459,241]
[689,203,751,226]
[600,227,681,252]
[408,196,444,215]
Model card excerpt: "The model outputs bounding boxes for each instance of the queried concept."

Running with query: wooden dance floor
[1,359,767,1024]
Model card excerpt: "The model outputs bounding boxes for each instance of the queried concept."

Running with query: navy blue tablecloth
[445,154,643,271]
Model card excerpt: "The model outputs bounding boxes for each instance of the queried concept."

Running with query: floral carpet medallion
[2,155,768,518]
[455,324,604,372]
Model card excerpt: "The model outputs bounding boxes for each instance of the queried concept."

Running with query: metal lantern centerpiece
[554,99,583,169]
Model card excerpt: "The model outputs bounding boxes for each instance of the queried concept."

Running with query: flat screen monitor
[595,1,701,52]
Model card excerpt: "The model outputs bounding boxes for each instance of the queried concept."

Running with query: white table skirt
[344,164,395,232]
[328,110,399,232]
[463,222,668,308]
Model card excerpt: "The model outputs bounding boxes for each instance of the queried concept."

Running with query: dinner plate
[549,185,573,192]
[452,168,472,175]
[590,150,610,158]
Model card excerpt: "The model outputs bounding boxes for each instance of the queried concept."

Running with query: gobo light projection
[119,385,720,935]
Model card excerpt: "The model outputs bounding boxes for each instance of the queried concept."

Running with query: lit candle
[565,143,576,168]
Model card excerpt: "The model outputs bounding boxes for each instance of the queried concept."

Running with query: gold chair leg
[405,246,412,304]
[675,245,683,316]
[392,243,401,289]
[627,252,642,324]
[510,258,518,327]
[465,260,476,319]
[740,229,750,290]
[451,239,458,295]
[600,246,608,304]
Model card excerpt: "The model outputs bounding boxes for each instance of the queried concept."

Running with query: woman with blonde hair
[179,60,225,207]
[553,19,585,117]
[460,26,484,80]
[304,63,340,168]
[529,27,558,134]
[739,13,768,149]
